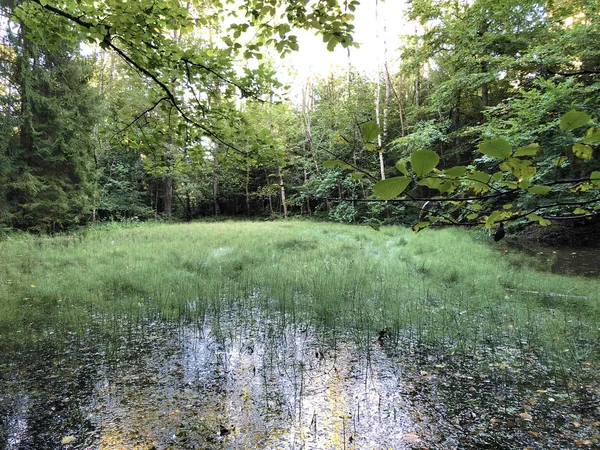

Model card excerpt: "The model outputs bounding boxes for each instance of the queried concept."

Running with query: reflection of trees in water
[0,311,419,449]
[0,335,100,449]
[504,240,600,277]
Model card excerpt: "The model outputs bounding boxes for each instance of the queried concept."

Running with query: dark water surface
[504,240,600,278]
[1,305,598,449]
[0,309,423,450]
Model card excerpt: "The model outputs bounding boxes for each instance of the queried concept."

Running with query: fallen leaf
[519,412,533,421]
[573,438,594,446]
[528,431,540,437]
[61,436,75,445]
[572,421,582,428]
[403,433,421,443]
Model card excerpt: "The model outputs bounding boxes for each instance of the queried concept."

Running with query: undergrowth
[0,220,598,377]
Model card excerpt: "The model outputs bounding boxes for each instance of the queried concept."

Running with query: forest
[1,0,600,448]
[0,0,599,233]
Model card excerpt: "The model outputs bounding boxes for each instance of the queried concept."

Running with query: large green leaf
[395,160,409,175]
[573,143,593,160]
[514,143,540,157]
[361,121,381,142]
[581,127,600,144]
[468,171,493,193]
[410,149,439,177]
[478,138,511,159]
[500,158,536,180]
[528,185,552,195]
[444,166,467,178]
[591,171,600,186]
[373,176,411,200]
[560,110,591,131]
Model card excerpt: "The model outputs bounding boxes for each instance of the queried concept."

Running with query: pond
[1,303,598,449]
[501,239,600,278]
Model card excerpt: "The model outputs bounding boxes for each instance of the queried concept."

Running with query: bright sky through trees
[285,0,411,94]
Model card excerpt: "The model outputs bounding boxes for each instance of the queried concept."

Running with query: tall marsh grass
[1,220,598,372]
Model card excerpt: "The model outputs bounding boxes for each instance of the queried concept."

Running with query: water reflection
[504,240,600,277]
[1,309,419,449]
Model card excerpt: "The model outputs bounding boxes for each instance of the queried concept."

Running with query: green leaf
[574,208,589,215]
[560,110,591,131]
[468,171,493,193]
[591,171,600,186]
[417,177,443,190]
[410,149,439,177]
[514,143,540,157]
[581,127,600,144]
[485,210,506,228]
[554,156,567,167]
[466,213,479,220]
[369,223,381,231]
[322,160,352,169]
[478,138,511,159]
[412,221,430,233]
[365,142,378,152]
[444,166,467,178]
[336,135,350,144]
[503,203,513,210]
[526,214,551,226]
[395,160,409,175]
[350,172,365,180]
[528,185,552,195]
[500,158,536,181]
[518,180,531,189]
[373,176,411,200]
[361,121,381,142]
[573,143,593,160]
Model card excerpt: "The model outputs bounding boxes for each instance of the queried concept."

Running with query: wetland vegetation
[1,221,599,448]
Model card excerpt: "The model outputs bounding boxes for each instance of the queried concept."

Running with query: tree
[0,4,100,231]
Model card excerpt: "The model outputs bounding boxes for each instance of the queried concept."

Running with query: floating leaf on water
[61,436,76,445]
[403,433,421,443]
[573,438,594,446]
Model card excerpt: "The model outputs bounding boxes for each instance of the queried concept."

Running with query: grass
[0,219,598,375]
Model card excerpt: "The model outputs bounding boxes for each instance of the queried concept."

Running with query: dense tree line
[0,0,598,232]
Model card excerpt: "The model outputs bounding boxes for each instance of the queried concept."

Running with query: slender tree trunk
[213,152,220,216]
[375,0,385,180]
[164,175,173,217]
[185,192,192,221]
[245,163,250,216]
[278,165,287,218]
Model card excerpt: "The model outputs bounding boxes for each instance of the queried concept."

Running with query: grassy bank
[1,220,598,371]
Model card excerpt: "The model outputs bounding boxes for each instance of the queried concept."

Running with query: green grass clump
[0,220,598,372]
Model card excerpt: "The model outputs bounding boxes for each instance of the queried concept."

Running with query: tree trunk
[375,0,385,180]
[245,163,250,216]
[185,192,192,221]
[213,153,220,216]
[164,176,173,217]
[278,165,287,219]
